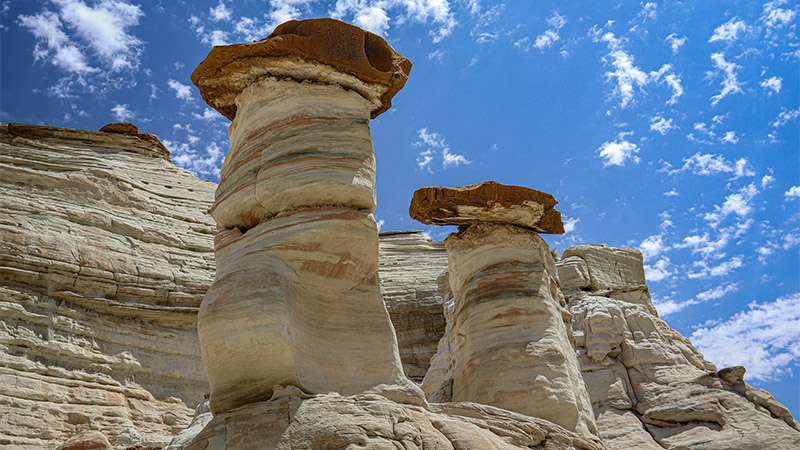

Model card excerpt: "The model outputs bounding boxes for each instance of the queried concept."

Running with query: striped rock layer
[421,224,598,438]
[196,71,416,413]
[0,123,214,449]
[558,245,800,450]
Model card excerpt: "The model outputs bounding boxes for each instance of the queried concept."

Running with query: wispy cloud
[168,79,193,100]
[785,186,800,199]
[591,27,683,108]
[761,0,797,33]
[770,107,800,127]
[330,0,457,42]
[413,128,470,172]
[704,183,758,227]
[709,53,743,106]
[111,103,134,121]
[664,33,686,53]
[649,116,675,135]
[691,292,800,381]
[668,153,753,179]
[515,11,567,52]
[708,17,749,43]
[760,76,782,95]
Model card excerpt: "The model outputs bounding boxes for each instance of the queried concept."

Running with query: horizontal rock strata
[192,18,419,416]
[0,123,215,449]
[378,231,450,382]
[409,180,565,233]
[422,223,597,438]
[558,244,800,449]
[184,387,606,450]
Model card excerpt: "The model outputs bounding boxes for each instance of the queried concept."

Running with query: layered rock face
[558,244,800,449]
[378,231,450,382]
[414,182,598,438]
[185,386,605,450]
[0,123,215,449]
[191,18,419,415]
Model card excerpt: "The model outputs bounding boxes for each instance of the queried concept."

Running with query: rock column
[191,18,417,414]
[412,181,598,437]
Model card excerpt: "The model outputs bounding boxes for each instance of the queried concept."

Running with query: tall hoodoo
[191,18,418,414]
[413,181,598,438]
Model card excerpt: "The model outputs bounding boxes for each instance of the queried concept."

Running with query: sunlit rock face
[184,387,607,450]
[378,231,450,382]
[560,244,800,450]
[0,123,215,449]
[191,17,420,415]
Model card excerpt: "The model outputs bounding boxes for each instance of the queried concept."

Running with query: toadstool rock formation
[191,18,420,415]
[413,181,598,438]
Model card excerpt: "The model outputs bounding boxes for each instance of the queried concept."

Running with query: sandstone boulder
[56,431,112,450]
[561,244,646,291]
[409,180,565,233]
[99,122,139,135]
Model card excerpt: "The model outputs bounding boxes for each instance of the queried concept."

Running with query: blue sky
[2,0,799,415]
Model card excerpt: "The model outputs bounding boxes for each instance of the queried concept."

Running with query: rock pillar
[191,18,416,414]
[412,181,598,437]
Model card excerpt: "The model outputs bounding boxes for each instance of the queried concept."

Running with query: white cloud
[564,217,579,233]
[209,1,231,22]
[720,131,739,144]
[376,218,385,231]
[664,33,686,53]
[592,29,683,107]
[653,296,698,316]
[18,10,97,74]
[761,174,775,189]
[442,147,471,168]
[733,158,754,178]
[664,189,679,196]
[695,283,739,302]
[193,108,220,120]
[709,53,744,106]
[649,116,675,135]
[762,0,797,32]
[704,184,758,226]
[770,107,800,128]
[413,128,469,171]
[533,11,567,51]
[691,292,800,381]
[428,49,445,62]
[597,137,640,166]
[785,186,800,199]
[639,234,666,259]
[708,18,749,43]
[111,103,134,121]
[168,79,193,100]
[688,255,744,279]
[330,0,457,42]
[638,2,657,20]
[672,153,736,176]
[761,76,782,95]
[645,257,672,282]
[164,139,224,178]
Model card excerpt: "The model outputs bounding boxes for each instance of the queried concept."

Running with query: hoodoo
[414,181,598,438]
[191,18,420,415]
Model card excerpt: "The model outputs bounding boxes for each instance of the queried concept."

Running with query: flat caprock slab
[409,180,565,234]
[191,18,412,120]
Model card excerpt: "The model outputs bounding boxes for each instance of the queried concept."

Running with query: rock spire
[191,18,420,415]
[414,181,598,437]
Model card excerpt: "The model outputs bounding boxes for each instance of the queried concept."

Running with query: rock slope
[558,244,800,450]
[0,123,216,449]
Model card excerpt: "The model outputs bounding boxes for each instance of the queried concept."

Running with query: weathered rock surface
[378,231,450,382]
[0,123,215,449]
[409,180,565,233]
[421,223,597,438]
[185,387,606,450]
[57,430,112,450]
[193,19,419,416]
[558,244,800,450]
[191,18,412,120]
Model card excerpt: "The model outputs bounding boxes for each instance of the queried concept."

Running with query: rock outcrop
[191,17,420,416]
[378,231,450,382]
[558,244,800,449]
[0,123,215,449]
[414,182,598,439]
[185,387,605,450]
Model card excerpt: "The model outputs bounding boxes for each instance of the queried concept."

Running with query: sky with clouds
[2,0,799,415]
